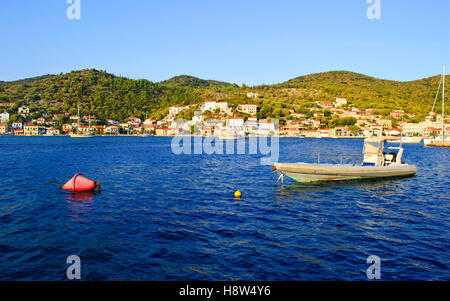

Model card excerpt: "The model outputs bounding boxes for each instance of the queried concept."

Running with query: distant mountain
[160,75,232,88]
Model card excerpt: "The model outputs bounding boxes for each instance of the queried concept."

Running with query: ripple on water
[0,137,448,280]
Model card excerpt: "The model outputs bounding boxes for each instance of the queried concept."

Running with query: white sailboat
[69,104,95,138]
[423,65,449,147]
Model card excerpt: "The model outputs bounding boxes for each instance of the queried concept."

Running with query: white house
[0,112,10,123]
[18,106,30,115]
[334,98,348,107]
[215,101,230,112]
[203,101,216,112]
[238,104,257,115]
[12,121,23,129]
[227,117,244,128]
[258,120,277,136]
[247,92,259,98]
[46,128,60,136]
[169,106,187,116]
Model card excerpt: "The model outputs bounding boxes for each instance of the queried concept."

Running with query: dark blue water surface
[0,136,448,280]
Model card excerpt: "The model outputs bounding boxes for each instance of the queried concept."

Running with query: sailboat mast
[443,65,445,141]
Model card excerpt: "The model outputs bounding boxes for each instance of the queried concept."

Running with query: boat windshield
[363,138,384,166]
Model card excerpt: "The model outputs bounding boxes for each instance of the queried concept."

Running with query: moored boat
[390,136,422,143]
[69,104,95,138]
[273,137,417,182]
[423,65,447,147]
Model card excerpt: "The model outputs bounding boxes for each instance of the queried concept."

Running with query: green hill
[160,75,231,88]
[247,70,448,119]
[0,69,447,123]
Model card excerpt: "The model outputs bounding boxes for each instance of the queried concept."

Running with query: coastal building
[318,102,333,109]
[127,117,141,127]
[280,123,302,137]
[311,119,321,128]
[62,124,73,133]
[304,130,320,137]
[192,113,203,124]
[378,119,393,129]
[237,104,257,115]
[334,98,348,107]
[390,110,404,118]
[83,115,98,123]
[107,119,120,125]
[155,127,169,136]
[369,124,383,136]
[46,128,60,136]
[202,101,217,112]
[291,112,306,119]
[143,119,154,126]
[24,125,39,136]
[93,125,106,135]
[12,122,23,130]
[106,126,119,135]
[313,112,324,118]
[201,127,213,136]
[215,102,229,112]
[169,106,187,116]
[385,128,401,136]
[331,126,350,137]
[401,122,423,136]
[18,106,30,115]
[13,129,24,136]
[319,128,330,137]
[258,120,277,136]
[244,118,259,134]
[36,117,45,125]
[78,126,95,135]
[0,112,9,123]
[247,92,260,98]
[0,123,10,134]
[227,117,244,129]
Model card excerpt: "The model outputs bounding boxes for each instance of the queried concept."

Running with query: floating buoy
[234,189,242,198]
[62,174,100,192]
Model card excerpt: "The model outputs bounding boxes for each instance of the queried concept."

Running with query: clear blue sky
[0,0,449,85]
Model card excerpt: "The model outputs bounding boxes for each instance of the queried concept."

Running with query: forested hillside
[0,69,447,123]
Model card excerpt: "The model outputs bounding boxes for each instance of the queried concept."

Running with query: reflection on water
[65,191,97,222]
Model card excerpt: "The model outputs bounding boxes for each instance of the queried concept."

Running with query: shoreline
[2,134,375,139]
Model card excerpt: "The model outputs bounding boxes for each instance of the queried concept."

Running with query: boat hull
[273,163,418,182]
[423,138,450,147]
[390,137,422,143]
[69,134,95,138]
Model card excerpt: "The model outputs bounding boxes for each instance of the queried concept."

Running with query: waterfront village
[0,95,449,138]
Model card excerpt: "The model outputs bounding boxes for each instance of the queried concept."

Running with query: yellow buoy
[234,189,242,198]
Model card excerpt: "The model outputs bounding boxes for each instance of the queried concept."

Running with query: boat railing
[317,153,363,165]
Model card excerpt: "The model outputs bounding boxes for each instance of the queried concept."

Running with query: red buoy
[62,174,100,192]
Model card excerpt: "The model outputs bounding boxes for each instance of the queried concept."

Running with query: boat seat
[383,152,397,165]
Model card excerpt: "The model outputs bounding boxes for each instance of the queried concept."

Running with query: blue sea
[0,136,448,280]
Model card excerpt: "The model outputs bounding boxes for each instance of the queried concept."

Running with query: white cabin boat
[390,136,422,143]
[273,137,417,182]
